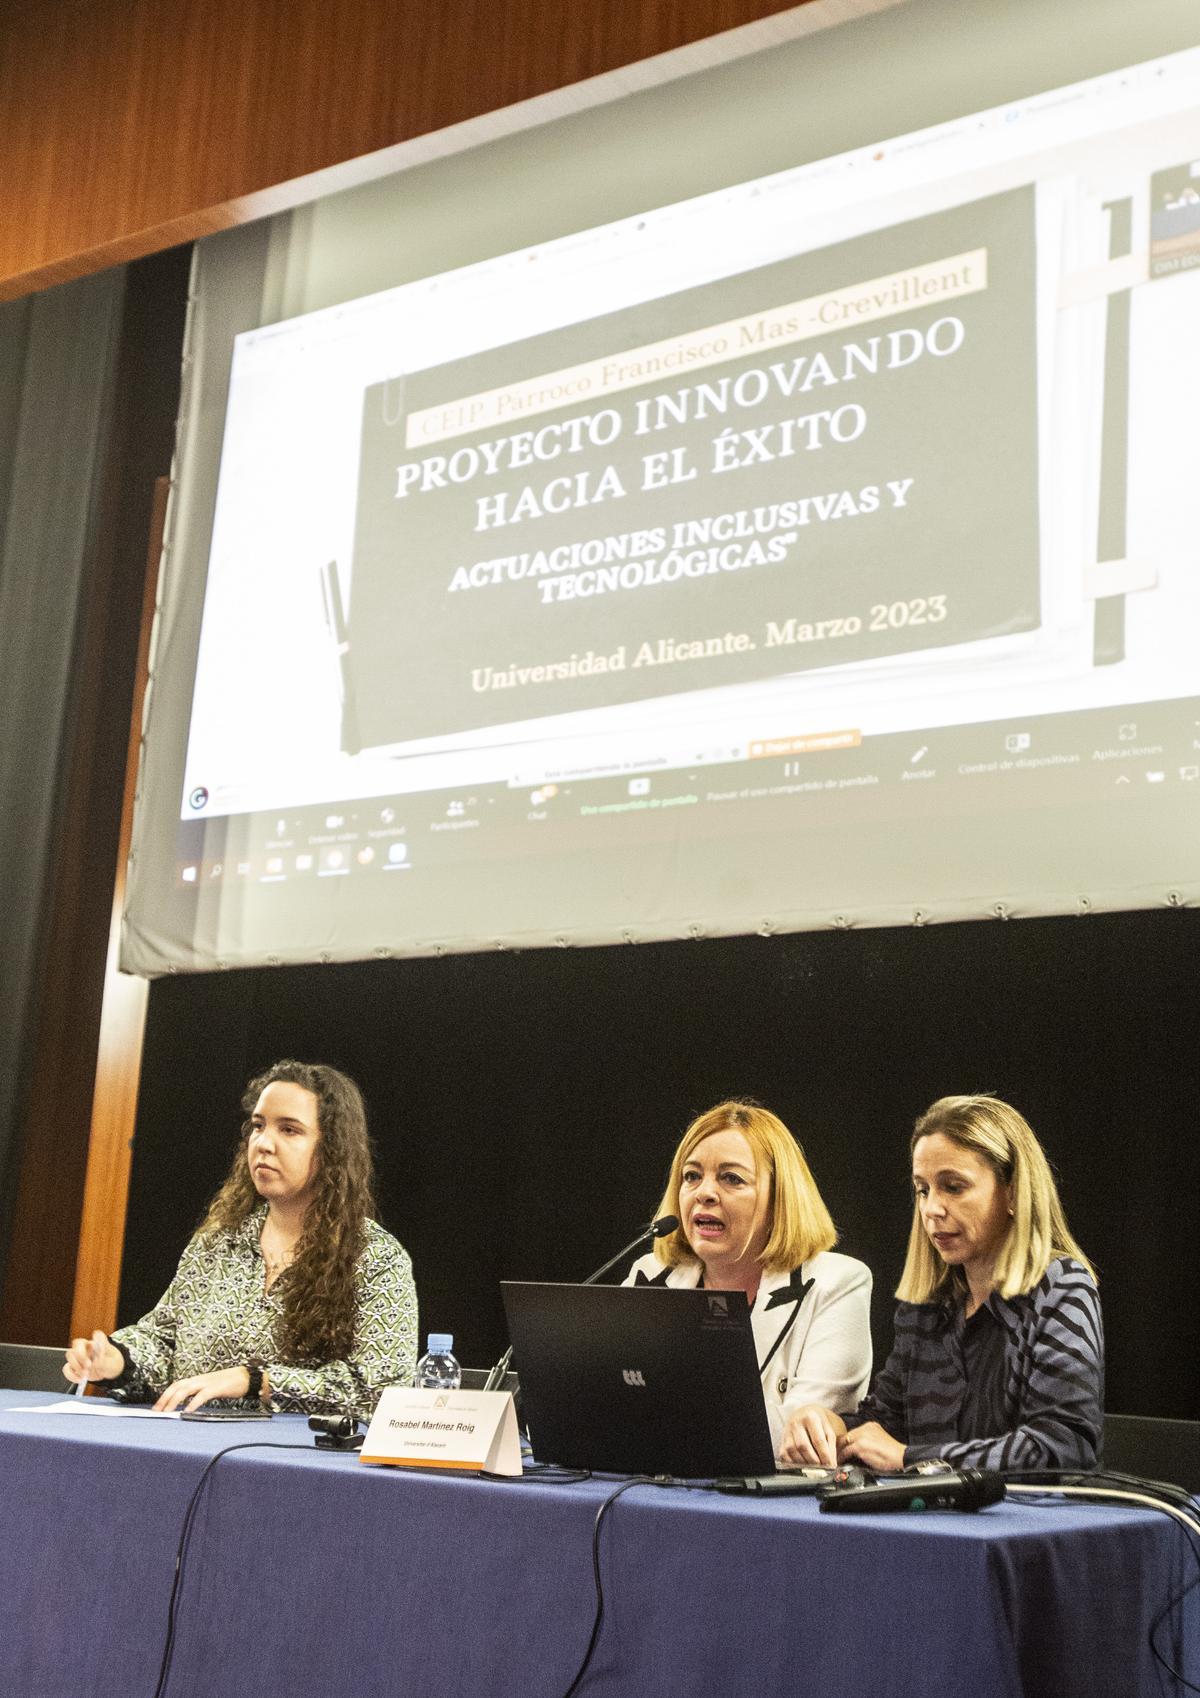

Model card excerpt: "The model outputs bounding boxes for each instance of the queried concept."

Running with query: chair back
[0,1341,70,1393]
[1103,1413,1200,1493]
[459,1366,520,1396]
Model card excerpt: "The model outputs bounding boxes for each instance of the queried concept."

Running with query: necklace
[260,1228,297,1276]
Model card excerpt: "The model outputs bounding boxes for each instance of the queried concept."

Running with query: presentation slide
[123,28,1200,972]
[347,190,1037,746]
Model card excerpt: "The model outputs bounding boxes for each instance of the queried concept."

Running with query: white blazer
[625,1249,872,1453]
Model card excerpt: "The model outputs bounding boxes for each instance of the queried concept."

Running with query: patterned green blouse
[111,1207,418,1420]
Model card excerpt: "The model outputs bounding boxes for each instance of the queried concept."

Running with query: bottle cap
[426,1333,454,1353]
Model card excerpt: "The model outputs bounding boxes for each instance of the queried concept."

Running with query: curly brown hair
[199,1060,378,1362]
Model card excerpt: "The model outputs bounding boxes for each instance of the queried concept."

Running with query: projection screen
[123,0,1200,973]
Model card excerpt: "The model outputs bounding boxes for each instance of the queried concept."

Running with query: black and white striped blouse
[845,1256,1103,1471]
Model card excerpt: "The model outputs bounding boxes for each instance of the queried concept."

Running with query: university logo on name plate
[360,1386,522,1476]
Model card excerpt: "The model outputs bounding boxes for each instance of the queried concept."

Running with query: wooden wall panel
[0,0,804,299]
[67,477,169,1339]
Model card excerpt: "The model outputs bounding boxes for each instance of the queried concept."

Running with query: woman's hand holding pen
[64,1330,123,1387]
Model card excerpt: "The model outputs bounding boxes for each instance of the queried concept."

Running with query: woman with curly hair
[64,1061,417,1419]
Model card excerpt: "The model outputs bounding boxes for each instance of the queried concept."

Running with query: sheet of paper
[2,1400,180,1418]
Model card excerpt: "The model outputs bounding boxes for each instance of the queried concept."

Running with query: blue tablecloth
[0,1390,1195,1698]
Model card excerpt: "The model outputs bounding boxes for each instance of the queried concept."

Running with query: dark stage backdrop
[121,907,1200,1419]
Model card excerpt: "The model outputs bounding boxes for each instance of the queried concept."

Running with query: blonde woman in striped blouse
[780,1095,1102,1472]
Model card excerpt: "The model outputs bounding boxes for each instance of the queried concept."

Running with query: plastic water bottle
[414,1333,462,1390]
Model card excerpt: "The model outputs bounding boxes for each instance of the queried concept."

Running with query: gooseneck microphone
[819,1468,1005,1514]
[481,1215,680,1391]
[581,1214,679,1287]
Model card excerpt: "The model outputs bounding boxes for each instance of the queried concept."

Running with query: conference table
[1,1390,1195,1698]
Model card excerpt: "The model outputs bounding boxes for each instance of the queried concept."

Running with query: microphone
[482,1215,680,1391]
[819,1468,1005,1514]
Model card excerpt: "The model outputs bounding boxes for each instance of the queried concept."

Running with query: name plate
[360,1387,522,1476]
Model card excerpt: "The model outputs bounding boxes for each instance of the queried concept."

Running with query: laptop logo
[707,1295,729,1319]
[622,1369,646,1387]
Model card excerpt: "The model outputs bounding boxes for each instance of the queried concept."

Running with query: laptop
[500,1280,776,1478]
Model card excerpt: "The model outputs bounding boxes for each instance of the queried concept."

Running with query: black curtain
[0,271,126,1251]
[0,251,190,1333]
[123,904,1200,1419]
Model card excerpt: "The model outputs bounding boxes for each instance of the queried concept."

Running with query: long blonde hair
[896,1094,1095,1303]
[653,1100,837,1273]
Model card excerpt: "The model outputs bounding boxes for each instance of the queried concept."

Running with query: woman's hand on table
[778,1405,846,1466]
[154,1367,253,1413]
[836,1421,906,1472]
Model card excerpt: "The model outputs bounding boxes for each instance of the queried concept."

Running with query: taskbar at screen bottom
[174,695,1200,897]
